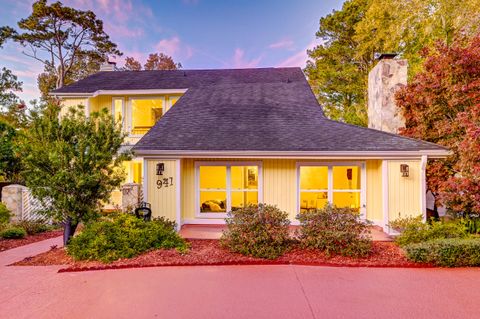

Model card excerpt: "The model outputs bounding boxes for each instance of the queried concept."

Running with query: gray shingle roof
[53,67,447,154]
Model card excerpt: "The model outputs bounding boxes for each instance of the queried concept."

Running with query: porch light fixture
[156,163,165,176]
[400,164,409,177]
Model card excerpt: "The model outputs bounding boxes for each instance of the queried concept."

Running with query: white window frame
[195,161,263,219]
[126,96,166,137]
[297,162,367,219]
[111,97,125,131]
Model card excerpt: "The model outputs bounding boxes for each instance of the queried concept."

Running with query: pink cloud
[155,37,181,57]
[277,39,322,68]
[269,39,294,50]
[231,48,262,68]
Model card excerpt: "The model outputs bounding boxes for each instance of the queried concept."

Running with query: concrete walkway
[1,237,479,319]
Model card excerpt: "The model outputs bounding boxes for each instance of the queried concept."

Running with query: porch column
[420,155,427,222]
[381,160,389,232]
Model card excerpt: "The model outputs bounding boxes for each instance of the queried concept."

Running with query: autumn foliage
[396,34,480,215]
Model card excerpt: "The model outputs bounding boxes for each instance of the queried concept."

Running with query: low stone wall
[1,184,26,221]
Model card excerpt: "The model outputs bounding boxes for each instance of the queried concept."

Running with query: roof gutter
[132,149,451,159]
[50,89,188,98]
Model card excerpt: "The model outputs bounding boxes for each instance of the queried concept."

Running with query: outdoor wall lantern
[156,163,165,176]
[400,164,409,177]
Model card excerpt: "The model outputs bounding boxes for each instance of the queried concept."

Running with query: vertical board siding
[387,160,421,221]
[146,160,177,221]
[60,98,88,117]
[263,159,297,220]
[366,160,383,222]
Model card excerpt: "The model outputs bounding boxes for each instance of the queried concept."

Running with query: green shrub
[1,226,27,239]
[221,204,291,259]
[0,203,11,224]
[12,220,53,235]
[67,214,188,263]
[296,204,372,257]
[404,238,480,267]
[388,215,423,232]
[396,220,469,247]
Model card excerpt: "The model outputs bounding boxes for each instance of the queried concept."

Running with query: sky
[0,0,344,102]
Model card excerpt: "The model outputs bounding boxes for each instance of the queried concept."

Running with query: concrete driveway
[1,240,479,319]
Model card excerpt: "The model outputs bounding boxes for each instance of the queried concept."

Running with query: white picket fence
[21,188,51,221]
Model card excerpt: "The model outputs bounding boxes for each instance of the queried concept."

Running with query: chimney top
[100,61,117,71]
[375,53,398,60]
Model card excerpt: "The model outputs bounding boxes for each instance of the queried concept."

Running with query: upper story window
[130,98,164,135]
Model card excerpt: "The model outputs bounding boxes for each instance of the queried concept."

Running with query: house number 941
[157,177,174,189]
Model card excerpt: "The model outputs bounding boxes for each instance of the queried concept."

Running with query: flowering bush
[221,204,291,259]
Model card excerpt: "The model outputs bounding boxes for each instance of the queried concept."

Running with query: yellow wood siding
[366,160,383,222]
[263,159,297,220]
[146,160,177,221]
[387,160,421,221]
[60,98,88,117]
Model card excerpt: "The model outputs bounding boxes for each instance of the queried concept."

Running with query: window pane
[131,99,163,135]
[231,166,258,189]
[333,166,360,190]
[300,192,328,213]
[333,192,361,210]
[200,192,226,213]
[113,99,123,126]
[231,191,258,211]
[170,96,179,106]
[199,166,226,189]
[132,161,142,184]
[300,166,328,190]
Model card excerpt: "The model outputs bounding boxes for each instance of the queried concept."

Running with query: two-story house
[51,65,449,233]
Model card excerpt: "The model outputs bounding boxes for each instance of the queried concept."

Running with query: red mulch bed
[13,239,432,271]
[0,230,63,252]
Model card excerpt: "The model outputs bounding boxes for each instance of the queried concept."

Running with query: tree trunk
[63,217,78,246]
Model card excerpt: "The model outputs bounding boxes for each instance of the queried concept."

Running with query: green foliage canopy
[16,104,130,241]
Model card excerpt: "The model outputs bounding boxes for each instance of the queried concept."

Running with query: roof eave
[131,149,451,159]
[49,88,188,98]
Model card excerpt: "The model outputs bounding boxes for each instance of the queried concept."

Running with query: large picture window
[196,162,262,217]
[298,163,365,215]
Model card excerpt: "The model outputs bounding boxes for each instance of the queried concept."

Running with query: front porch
[179,224,393,241]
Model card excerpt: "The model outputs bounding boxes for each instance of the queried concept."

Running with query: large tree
[2,0,121,90]
[395,34,480,216]
[0,120,22,182]
[305,0,373,126]
[17,104,130,244]
[354,0,480,75]
[307,0,480,126]
[123,53,182,71]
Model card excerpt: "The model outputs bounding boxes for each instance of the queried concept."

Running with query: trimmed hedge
[12,220,53,235]
[1,226,27,239]
[396,220,469,247]
[296,205,372,257]
[67,214,188,263]
[404,238,480,267]
[221,204,291,259]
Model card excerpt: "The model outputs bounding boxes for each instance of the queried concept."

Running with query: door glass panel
[199,166,226,189]
[333,192,361,210]
[300,166,328,190]
[333,166,360,190]
[300,192,328,213]
[231,191,258,211]
[131,99,163,135]
[200,191,226,213]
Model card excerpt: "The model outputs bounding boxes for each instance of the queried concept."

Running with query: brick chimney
[367,54,407,134]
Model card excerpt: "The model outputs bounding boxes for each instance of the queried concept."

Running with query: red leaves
[396,33,480,213]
